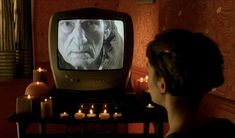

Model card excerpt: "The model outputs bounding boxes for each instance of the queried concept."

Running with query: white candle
[16,95,34,115]
[40,98,53,118]
[146,103,155,108]
[33,67,48,84]
[60,112,69,119]
[145,75,148,82]
[74,109,85,120]
[99,109,110,120]
[87,109,96,118]
[113,112,122,119]
[139,77,144,83]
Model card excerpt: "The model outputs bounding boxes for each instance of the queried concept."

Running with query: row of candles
[16,95,123,120]
[16,68,154,120]
[60,103,122,120]
[17,93,154,119]
[60,108,122,120]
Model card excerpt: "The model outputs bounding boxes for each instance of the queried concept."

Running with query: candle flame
[78,109,81,113]
[146,103,154,108]
[36,81,40,85]
[138,76,148,83]
[91,104,94,109]
[63,112,67,115]
[38,67,42,72]
[145,76,148,82]
[90,109,93,114]
[44,98,48,102]
[140,77,143,82]
[103,109,107,113]
[27,95,31,99]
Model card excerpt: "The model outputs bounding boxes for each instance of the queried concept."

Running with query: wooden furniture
[8,92,168,138]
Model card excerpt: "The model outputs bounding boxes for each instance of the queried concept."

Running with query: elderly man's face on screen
[58,19,110,69]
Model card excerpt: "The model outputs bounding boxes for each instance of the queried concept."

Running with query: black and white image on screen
[58,19,124,70]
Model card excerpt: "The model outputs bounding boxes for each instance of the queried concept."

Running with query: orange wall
[32,0,159,71]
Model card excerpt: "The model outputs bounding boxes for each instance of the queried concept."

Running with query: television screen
[57,19,124,70]
[49,8,133,92]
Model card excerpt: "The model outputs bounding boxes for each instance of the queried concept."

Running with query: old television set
[48,8,134,96]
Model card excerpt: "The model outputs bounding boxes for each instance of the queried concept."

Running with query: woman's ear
[103,21,111,40]
[157,77,167,94]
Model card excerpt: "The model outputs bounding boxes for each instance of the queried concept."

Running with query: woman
[146,29,235,137]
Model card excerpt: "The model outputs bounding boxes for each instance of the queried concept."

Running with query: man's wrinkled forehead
[80,19,103,23]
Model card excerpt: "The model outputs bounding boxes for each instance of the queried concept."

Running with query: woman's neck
[164,96,206,137]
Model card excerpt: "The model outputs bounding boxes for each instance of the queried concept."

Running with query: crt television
[48,8,134,93]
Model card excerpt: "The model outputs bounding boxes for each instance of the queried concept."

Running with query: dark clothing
[166,118,235,138]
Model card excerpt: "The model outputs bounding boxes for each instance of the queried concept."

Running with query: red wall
[158,0,235,101]
[157,0,235,124]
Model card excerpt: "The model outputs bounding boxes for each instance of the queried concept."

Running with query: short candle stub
[74,109,85,120]
[99,109,110,120]
[87,109,96,118]
[113,112,122,119]
[146,103,155,109]
[60,112,69,119]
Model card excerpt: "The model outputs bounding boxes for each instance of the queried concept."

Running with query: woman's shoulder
[203,118,235,134]
[208,118,235,127]
[166,118,235,138]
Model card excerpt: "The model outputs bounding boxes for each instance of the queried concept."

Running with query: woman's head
[146,29,224,105]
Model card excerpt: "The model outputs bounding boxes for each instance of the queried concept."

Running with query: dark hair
[146,29,224,104]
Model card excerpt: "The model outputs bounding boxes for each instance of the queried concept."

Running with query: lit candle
[113,112,122,119]
[25,81,49,98]
[104,104,107,108]
[145,75,148,82]
[40,98,53,118]
[16,95,35,115]
[137,75,149,94]
[74,109,85,120]
[139,77,144,83]
[87,109,96,118]
[146,103,155,108]
[60,112,69,119]
[33,67,48,84]
[48,96,53,114]
[99,109,110,120]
